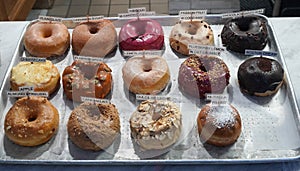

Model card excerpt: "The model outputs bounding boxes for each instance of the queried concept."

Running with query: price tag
[19,86,34,92]
[38,15,63,22]
[206,94,229,106]
[188,44,225,56]
[81,96,110,104]
[245,50,278,57]
[123,50,163,56]
[20,57,46,62]
[222,8,265,18]
[7,91,48,98]
[118,7,155,18]
[128,7,146,13]
[74,55,104,62]
[136,94,180,103]
[69,15,104,23]
[179,10,207,20]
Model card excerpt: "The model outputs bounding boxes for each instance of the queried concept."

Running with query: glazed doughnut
[62,60,112,102]
[67,102,120,151]
[169,20,214,56]
[119,18,164,51]
[122,56,170,94]
[178,55,230,98]
[4,96,59,146]
[197,104,242,146]
[24,21,70,57]
[238,57,284,96]
[130,100,182,150]
[221,16,268,53]
[10,60,60,96]
[72,19,117,57]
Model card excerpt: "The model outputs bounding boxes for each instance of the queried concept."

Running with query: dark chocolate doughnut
[238,57,284,96]
[178,55,230,98]
[221,16,268,53]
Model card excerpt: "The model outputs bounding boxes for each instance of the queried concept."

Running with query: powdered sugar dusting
[206,105,237,128]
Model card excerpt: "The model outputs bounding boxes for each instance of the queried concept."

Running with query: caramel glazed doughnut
[62,60,113,102]
[24,21,70,57]
[197,104,242,147]
[238,57,284,96]
[169,20,214,56]
[178,55,230,98]
[130,100,182,150]
[10,60,60,96]
[67,102,120,151]
[72,19,117,57]
[4,96,59,146]
[122,56,170,94]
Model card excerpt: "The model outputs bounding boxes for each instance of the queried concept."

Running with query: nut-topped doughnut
[169,20,214,56]
[72,19,117,57]
[178,55,230,98]
[62,60,112,102]
[130,100,182,150]
[221,16,268,53]
[4,96,59,146]
[24,21,70,57]
[67,102,120,151]
[238,57,284,96]
[197,104,242,146]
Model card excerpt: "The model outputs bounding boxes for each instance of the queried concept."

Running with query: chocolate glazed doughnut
[238,57,284,96]
[62,60,112,102]
[221,16,268,53]
[178,55,230,98]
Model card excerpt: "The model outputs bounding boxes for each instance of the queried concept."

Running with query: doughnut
[238,57,284,96]
[122,56,170,94]
[130,100,182,150]
[62,60,112,102]
[24,21,70,57]
[72,19,117,57]
[169,20,214,56]
[119,18,164,51]
[67,102,120,151]
[221,16,268,53]
[197,104,242,147]
[4,96,59,146]
[178,55,230,98]
[10,60,60,96]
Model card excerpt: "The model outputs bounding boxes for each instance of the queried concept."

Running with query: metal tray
[0,15,300,165]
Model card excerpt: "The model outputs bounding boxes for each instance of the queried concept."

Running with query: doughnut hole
[88,26,99,34]
[257,60,272,72]
[42,28,53,38]
[236,17,253,31]
[187,23,197,35]
[27,113,38,122]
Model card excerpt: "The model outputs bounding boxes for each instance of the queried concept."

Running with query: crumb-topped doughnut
[197,104,241,146]
[72,19,117,57]
[130,100,182,150]
[178,55,230,98]
[4,96,59,146]
[221,16,268,53]
[67,102,120,151]
[169,20,214,55]
[10,60,60,96]
[122,56,170,94]
[62,60,112,102]
[24,21,70,57]
[238,57,284,96]
[119,18,164,51]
